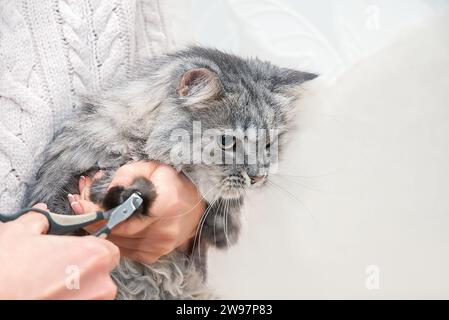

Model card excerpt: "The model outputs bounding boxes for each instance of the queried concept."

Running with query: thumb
[15,203,50,235]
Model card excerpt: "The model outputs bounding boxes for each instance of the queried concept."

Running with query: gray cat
[25,46,316,299]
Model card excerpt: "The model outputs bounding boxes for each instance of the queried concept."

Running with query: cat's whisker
[190,195,219,267]
[266,178,316,224]
[271,170,339,179]
[158,180,221,220]
[239,188,250,225]
[270,174,333,194]
[223,199,228,248]
[213,197,225,246]
[223,198,232,248]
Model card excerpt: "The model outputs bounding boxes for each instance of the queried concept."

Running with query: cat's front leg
[26,128,102,214]
[201,198,242,249]
[26,117,130,214]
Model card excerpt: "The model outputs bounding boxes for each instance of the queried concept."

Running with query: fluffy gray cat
[25,46,317,299]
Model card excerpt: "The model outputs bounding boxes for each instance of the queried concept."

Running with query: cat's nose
[250,175,264,185]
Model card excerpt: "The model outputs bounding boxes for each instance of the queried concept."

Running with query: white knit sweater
[0,0,173,213]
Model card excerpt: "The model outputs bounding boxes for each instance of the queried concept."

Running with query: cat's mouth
[220,171,268,199]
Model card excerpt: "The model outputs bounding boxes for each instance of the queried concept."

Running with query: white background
[163,0,449,298]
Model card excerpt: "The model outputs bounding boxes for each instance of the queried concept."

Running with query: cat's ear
[270,68,317,126]
[270,68,317,93]
[177,68,221,105]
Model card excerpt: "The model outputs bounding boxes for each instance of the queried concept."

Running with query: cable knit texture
[0,0,173,213]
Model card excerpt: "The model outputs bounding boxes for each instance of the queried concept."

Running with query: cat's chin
[220,187,245,200]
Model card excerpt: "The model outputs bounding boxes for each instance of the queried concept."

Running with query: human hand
[68,161,206,264]
[0,204,119,299]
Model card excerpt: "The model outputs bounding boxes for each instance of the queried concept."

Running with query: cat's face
[182,80,284,200]
[146,48,317,202]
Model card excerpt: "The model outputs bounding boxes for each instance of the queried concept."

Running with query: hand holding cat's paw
[69,161,206,264]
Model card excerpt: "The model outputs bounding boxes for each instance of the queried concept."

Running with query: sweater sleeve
[0,0,173,214]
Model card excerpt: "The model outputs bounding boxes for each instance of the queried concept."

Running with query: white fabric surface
[165,0,449,79]
[164,1,449,298]
[0,0,173,213]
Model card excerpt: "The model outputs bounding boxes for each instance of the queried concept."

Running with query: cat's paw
[102,177,157,216]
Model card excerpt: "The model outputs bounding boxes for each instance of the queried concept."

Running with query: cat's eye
[217,135,235,150]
